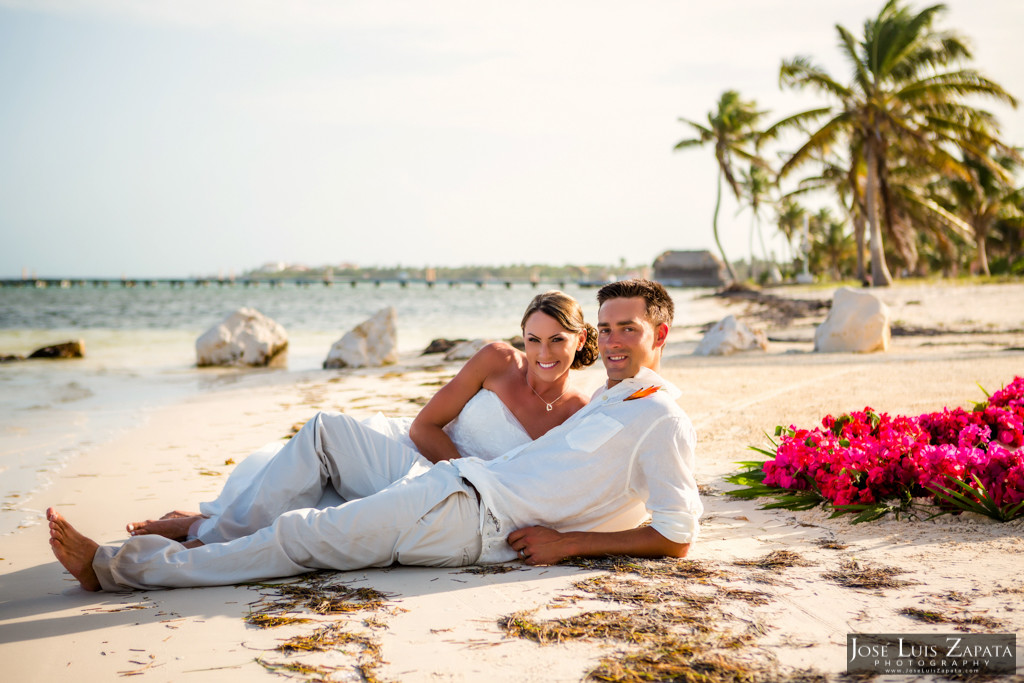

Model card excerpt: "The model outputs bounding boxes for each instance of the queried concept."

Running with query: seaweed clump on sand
[500,567,821,683]
[566,555,730,583]
[898,606,1004,631]
[732,550,814,570]
[822,559,917,590]
[244,571,392,683]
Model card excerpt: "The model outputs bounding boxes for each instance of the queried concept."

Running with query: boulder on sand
[27,340,86,359]
[814,287,891,353]
[324,307,399,369]
[444,339,491,361]
[693,316,768,356]
[196,308,288,366]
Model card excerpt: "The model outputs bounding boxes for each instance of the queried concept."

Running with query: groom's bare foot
[127,511,203,541]
[47,508,101,592]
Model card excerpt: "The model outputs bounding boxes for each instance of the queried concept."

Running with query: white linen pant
[193,411,432,544]
[92,413,484,591]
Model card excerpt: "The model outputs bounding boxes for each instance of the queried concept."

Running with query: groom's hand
[507,526,573,566]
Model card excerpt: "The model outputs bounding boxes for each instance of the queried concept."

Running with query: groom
[48,279,702,591]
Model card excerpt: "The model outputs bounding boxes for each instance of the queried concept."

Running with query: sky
[1,0,1022,278]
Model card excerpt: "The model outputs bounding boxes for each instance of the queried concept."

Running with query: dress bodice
[445,388,531,460]
[363,389,530,461]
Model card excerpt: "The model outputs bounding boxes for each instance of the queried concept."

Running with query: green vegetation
[678,0,1022,286]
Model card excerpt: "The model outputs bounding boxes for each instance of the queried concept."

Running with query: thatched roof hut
[653,250,728,287]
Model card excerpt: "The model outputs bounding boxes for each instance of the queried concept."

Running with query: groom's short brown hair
[597,279,674,328]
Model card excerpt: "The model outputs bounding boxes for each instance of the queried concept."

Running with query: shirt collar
[595,366,682,401]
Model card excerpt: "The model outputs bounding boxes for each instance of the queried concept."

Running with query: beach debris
[733,550,813,570]
[246,572,392,619]
[500,571,803,682]
[26,339,85,359]
[244,572,391,682]
[693,315,768,356]
[196,307,288,366]
[813,287,891,353]
[823,559,916,590]
[713,285,830,327]
[898,606,1004,630]
[566,556,729,583]
[443,338,492,361]
[323,307,398,369]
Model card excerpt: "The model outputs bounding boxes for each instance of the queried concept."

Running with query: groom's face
[597,296,667,387]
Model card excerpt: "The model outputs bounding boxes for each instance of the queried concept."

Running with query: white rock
[444,339,491,361]
[323,307,399,369]
[814,287,891,353]
[693,315,768,356]
[196,308,288,366]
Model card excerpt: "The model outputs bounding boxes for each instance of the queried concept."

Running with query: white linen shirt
[453,367,702,564]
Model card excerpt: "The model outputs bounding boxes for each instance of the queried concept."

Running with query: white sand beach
[2,281,1023,682]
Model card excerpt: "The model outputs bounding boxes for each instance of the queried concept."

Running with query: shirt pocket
[566,414,624,453]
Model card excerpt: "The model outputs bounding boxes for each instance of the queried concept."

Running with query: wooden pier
[0,277,603,290]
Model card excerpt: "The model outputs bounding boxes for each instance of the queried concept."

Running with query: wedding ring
[519,549,526,559]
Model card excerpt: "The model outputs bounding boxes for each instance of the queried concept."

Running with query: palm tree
[772,0,1018,286]
[675,90,769,283]
[940,150,1023,276]
[783,153,870,283]
[739,164,776,281]
[774,195,807,268]
[809,207,857,280]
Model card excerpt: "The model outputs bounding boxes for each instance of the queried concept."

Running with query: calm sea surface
[0,282,700,534]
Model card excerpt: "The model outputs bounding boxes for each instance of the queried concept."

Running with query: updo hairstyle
[520,290,599,369]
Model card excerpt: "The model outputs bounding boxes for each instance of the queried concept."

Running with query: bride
[127,290,599,546]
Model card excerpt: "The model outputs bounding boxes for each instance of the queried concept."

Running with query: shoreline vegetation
[676,0,1024,288]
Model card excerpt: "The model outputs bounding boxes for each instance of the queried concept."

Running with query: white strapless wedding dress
[195,389,531,524]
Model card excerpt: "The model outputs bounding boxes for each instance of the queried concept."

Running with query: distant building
[652,250,729,287]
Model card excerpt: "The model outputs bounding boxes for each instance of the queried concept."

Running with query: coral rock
[196,308,288,366]
[324,307,399,369]
[693,316,768,356]
[814,287,891,353]
[28,339,85,359]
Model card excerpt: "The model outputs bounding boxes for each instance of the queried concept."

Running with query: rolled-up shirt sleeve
[628,414,702,544]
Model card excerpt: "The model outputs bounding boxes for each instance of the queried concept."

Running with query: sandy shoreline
[2,281,1023,681]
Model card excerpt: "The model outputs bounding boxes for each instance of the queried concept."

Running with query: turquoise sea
[0,282,701,534]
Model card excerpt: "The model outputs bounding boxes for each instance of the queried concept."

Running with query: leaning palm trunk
[974,219,992,277]
[864,141,893,286]
[713,168,739,282]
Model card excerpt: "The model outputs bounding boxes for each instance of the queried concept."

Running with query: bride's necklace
[527,376,569,412]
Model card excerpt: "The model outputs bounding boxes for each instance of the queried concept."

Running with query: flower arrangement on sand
[727,377,1024,523]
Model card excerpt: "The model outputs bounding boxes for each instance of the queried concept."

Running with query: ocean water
[0,282,698,534]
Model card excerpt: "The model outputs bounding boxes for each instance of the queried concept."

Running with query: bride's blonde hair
[520,290,599,369]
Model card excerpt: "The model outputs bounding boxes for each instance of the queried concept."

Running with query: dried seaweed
[244,572,391,682]
[823,560,916,590]
[457,564,525,575]
[733,550,813,570]
[566,556,729,582]
[245,614,312,629]
[899,607,1004,630]
[814,539,849,550]
[276,622,380,657]
[248,573,391,616]
[574,576,716,610]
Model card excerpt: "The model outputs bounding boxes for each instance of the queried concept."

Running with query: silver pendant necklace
[527,377,569,412]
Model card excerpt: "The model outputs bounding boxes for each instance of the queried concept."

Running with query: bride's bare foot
[127,511,204,541]
[47,508,101,592]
